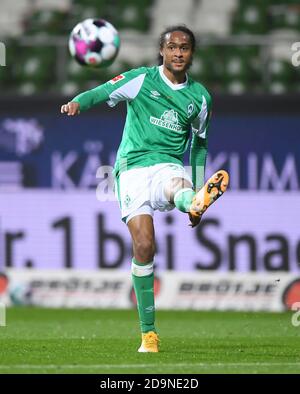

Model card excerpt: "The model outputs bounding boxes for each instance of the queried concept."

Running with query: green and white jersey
[72,65,212,182]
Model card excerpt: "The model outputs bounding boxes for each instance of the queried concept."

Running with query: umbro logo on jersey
[150,90,161,99]
[145,305,155,313]
[109,74,125,85]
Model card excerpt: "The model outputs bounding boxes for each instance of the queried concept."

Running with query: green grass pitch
[0,307,299,374]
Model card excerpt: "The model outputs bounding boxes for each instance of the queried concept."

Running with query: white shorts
[115,163,192,224]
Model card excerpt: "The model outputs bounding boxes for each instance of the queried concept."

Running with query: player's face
[160,31,193,74]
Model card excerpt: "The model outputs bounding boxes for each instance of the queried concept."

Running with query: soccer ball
[69,18,120,67]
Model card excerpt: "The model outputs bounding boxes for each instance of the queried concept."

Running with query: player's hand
[188,212,202,228]
[60,102,80,116]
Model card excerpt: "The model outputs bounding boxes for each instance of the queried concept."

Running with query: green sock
[174,188,195,212]
[131,258,155,333]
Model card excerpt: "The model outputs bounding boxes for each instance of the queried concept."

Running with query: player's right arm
[60,67,147,115]
[60,101,80,115]
[60,83,111,115]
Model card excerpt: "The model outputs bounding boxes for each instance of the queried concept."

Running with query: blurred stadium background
[1,0,300,94]
[0,0,300,374]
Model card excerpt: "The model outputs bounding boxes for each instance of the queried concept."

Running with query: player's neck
[162,66,186,85]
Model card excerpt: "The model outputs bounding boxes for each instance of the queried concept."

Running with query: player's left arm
[189,92,212,192]
[190,133,208,192]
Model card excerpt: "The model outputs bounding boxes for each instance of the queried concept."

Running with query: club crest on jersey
[109,74,125,85]
[150,109,183,132]
[187,102,194,117]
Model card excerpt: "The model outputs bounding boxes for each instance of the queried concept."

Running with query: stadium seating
[0,0,299,95]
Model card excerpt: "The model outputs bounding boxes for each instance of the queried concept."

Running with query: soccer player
[61,25,229,353]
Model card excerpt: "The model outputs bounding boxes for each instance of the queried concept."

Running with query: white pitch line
[0,362,300,370]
